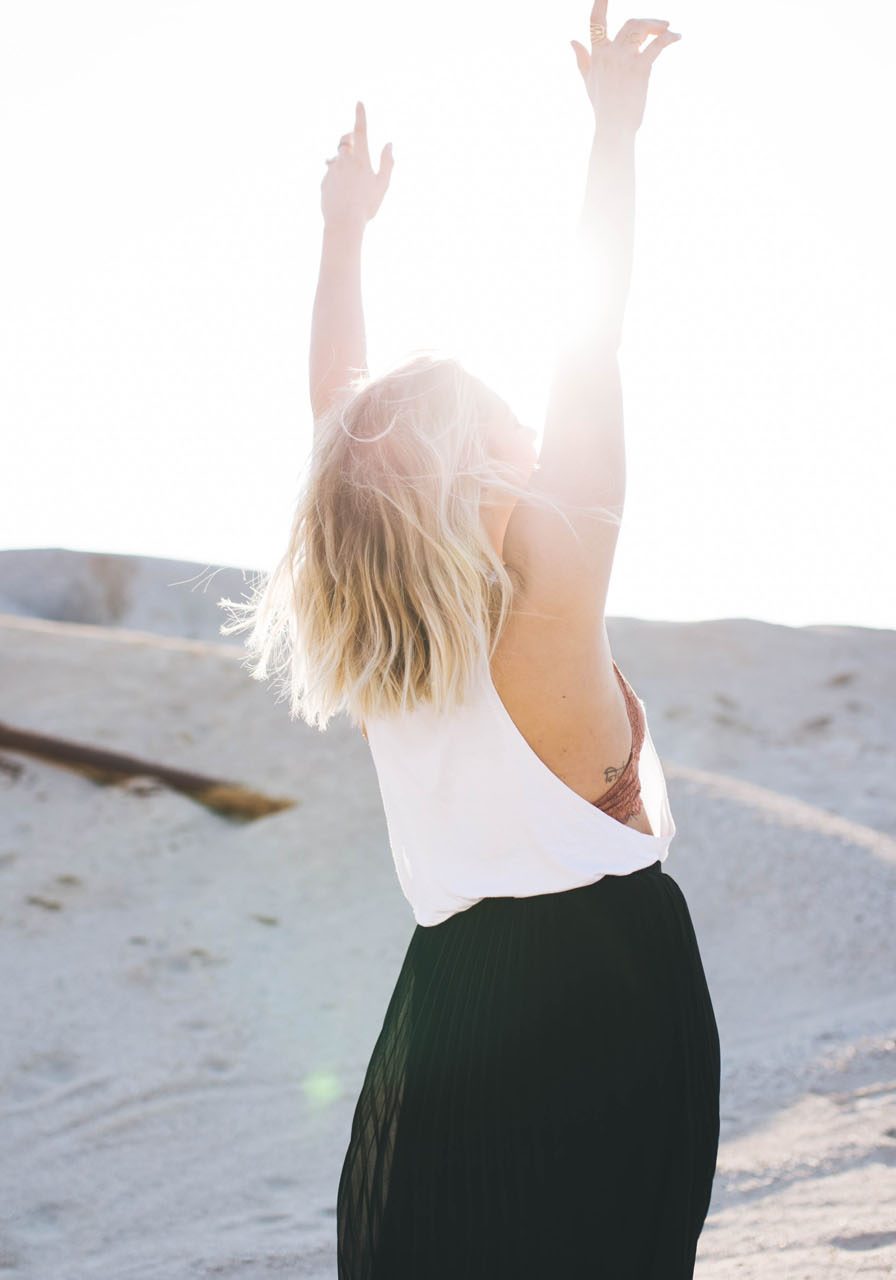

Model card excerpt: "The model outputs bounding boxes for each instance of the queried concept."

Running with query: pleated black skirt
[337,859,721,1279]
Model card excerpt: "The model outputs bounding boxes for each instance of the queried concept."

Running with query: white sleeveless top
[364,649,676,927]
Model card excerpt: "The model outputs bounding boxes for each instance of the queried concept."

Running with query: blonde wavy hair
[218,350,603,732]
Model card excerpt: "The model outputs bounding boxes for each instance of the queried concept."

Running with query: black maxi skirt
[336,859,721,1279]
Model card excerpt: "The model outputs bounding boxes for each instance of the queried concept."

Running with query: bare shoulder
[507,340,627,619]
[501,471,625,624]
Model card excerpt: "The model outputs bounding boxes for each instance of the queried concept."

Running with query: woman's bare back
[489,576,655,837]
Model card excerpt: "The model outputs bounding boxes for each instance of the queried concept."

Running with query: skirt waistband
[474,859,664,911]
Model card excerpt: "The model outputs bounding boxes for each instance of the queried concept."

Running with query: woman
[222,4,719,1276]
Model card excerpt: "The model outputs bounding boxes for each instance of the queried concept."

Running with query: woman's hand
[570,1,681,136]
[320,101,394,230]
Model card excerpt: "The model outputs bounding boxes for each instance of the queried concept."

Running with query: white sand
[0,548,894,1278]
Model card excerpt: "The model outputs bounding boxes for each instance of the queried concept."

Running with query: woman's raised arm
[309,102,394,424]
[503,3,681,619]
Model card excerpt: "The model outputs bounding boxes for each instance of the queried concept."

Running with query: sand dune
[0,546,258,641]
[0,548,893,1277]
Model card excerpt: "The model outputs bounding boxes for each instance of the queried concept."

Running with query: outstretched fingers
[353,100,372,167]
[355,99,394,194]
[590,0,609,49]
[614,18,670,49]
[640,26,682,63]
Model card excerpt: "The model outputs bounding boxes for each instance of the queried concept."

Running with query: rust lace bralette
[591,662,646,824]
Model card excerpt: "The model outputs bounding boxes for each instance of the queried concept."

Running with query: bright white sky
[2,1,894,629]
